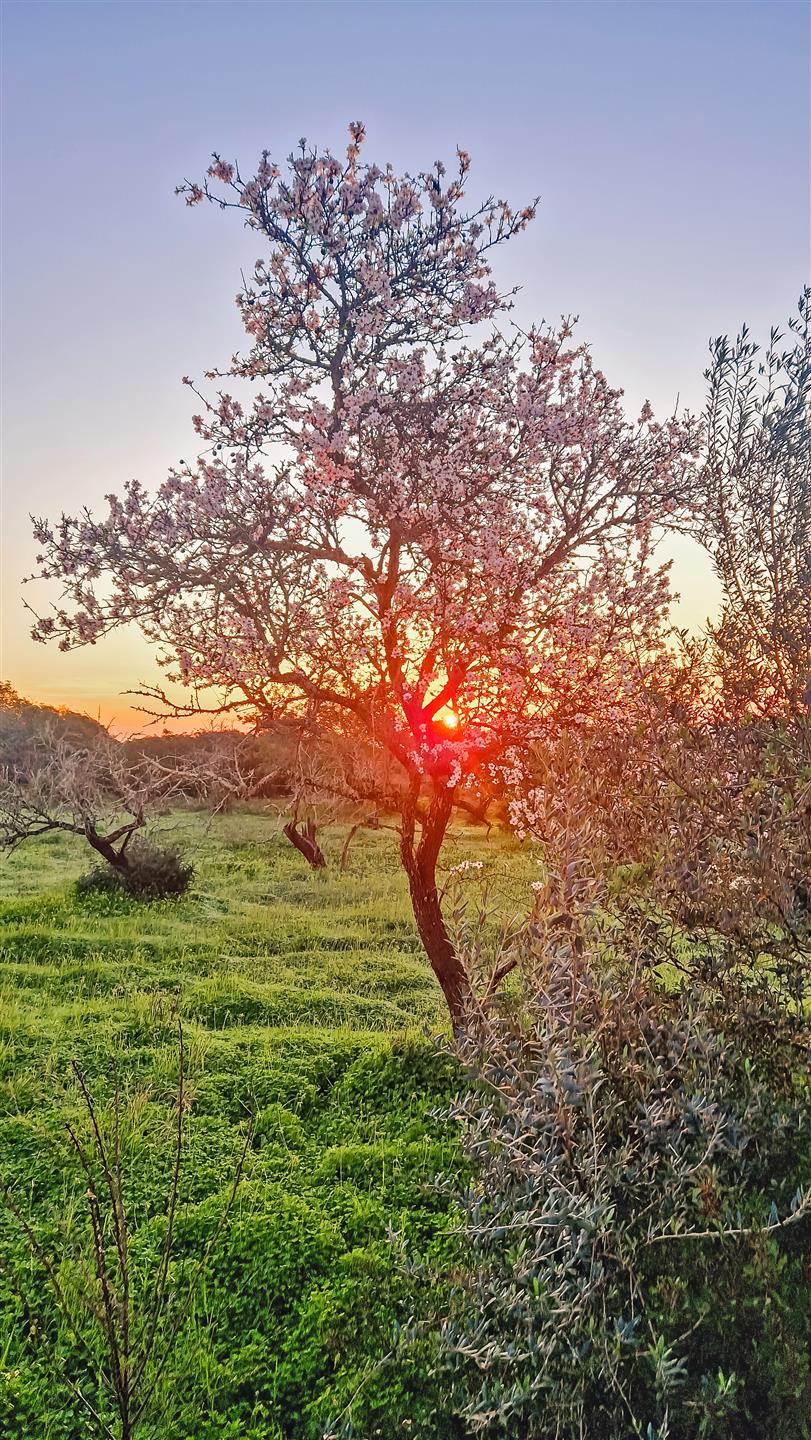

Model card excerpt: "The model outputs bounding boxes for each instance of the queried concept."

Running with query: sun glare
[439,711,459,730]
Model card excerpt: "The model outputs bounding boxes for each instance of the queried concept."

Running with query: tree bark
[339,821,364,872]
[84,825,131,872]
[283,816,327,869]
[401,779,474,1036]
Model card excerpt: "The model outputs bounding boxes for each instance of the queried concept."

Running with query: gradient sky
[2,0,809,731]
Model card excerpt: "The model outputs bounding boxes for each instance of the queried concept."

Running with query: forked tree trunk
[283,816,327,869]
[84,825,131,873]
[401,779,474,1036]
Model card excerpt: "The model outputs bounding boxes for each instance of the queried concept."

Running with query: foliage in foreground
[429,743,811,1440]
[1,1025,255,1440]
[0,811,809,1439]
[441,957,810,1440]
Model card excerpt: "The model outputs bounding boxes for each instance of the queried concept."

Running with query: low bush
[76,840,194,901]
[438,954,811,1440]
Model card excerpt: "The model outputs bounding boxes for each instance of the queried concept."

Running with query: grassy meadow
[0,810,531,1439]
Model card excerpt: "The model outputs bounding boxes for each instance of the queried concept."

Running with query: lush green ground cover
[0,811,530,1439]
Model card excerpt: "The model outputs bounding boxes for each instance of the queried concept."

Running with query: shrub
[439,954,811,1440]
[74,862,126,899]
[76,840,194,901]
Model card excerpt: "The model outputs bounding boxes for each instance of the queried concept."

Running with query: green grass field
[0,810,530,1439]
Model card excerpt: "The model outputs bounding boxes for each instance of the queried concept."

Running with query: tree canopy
[30,126,701,1026]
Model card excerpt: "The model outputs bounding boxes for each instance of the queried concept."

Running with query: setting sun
[439,711,459,730]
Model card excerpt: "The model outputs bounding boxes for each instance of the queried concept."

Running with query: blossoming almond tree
[30,125,699,1030]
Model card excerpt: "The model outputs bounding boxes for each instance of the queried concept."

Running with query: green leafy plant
[435,858,811,1440]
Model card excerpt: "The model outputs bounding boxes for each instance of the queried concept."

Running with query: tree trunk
[401,780,474,1036]
[283,816,327,869]
[84,825,130,872]
[408,870,474,1034]
[339,821,364,872]
[339,813,382,872]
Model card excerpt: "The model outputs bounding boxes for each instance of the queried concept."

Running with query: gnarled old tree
[0,717,238,886]
[30,126,699,1030]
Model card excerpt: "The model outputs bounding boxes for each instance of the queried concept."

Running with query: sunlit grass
[0,807,530,1437]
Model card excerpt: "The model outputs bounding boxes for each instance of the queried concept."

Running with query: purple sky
[2,0,809,728]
